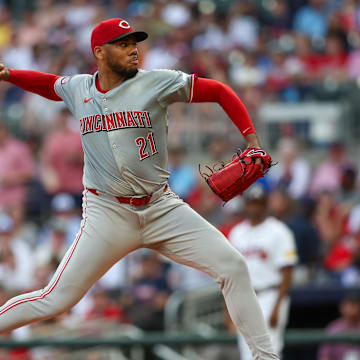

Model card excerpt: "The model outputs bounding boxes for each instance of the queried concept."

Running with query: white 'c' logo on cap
[119,20,131,29]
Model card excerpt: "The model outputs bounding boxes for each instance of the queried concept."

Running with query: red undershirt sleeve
[7,69,62,101]
[190,77,256,137]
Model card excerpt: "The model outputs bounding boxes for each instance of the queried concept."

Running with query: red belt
[87,184,168,206]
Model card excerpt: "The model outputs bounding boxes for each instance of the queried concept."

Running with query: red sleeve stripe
[188,74,195,103]
[242,127,253,136]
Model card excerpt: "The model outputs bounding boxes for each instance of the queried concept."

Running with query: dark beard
[107,58,138,80]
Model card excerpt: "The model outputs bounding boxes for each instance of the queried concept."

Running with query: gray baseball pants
[0,188,278,359]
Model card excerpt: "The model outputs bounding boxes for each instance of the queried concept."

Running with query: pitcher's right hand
[0,63,10,81]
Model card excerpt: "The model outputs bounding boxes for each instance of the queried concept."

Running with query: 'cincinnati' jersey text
[80,111,152,135]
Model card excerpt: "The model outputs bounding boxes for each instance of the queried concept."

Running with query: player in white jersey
[228,185,298,359]
[0,18,278,359]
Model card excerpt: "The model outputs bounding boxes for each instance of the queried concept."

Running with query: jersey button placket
[104,98,115,150]
[102,97,116,152]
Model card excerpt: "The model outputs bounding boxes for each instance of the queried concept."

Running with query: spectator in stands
[2,32,34,70]
[227,1,259,51]
[0,6,12,51]
[271,190,321,282]
[41,109,83,204]
[22,91,66,135]
[161,0,191,29]
[265,0,292,34]
[341,249,360,286]
[189,139,234,220]
[229,50,266,90]
[291,33,319,89]
[347,0,360,80]
[318,291,360,360]
[348,204,360,237]
[265,43,300,101]
[218,196,245,238]
[315,190,356,277]
[0,285,8,307]
[168,261,214,292]
[143,34,182,71]
[0,121,34,210]
[0,212,34,293]
[38,193,81,251]
[190,48,224,81]
[192,17,230,54]
[336,166,360,206]
[322,31,349,83]
[32,263,56,292]
[35,217,68,269]
[187,174,224,226]
[293,0,328,40]
[337,204,360,286]
[64,0,98,30]
[315,191,344,247]
[310,141,351,196]
[287,197,321,275]
[269,138,311,199]
[7,202,38,249]
[126,252,172,331]
[17,10,46,49]
[268,189,294,222]
[168,144,196,201]
[206,134,231,162]
[24,133,53,224]
[85,285,126,323]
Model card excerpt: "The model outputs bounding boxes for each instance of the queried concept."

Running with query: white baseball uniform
[229,216,298,359]
[0,69,278,359]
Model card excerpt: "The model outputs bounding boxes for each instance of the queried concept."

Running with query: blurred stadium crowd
[0,0,360,358]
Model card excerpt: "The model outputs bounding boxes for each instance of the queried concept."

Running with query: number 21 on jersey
[135,132,158,160]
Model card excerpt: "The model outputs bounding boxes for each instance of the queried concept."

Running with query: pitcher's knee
[39,291,77,318]
[217,252,250,287]
[40,299,66,318]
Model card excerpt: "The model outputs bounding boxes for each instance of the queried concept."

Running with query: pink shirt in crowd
[0,137,34,208]
[310,161,345,196]
[318,319,360,360]
[42,130,83,195]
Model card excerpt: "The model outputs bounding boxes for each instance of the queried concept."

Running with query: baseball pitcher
[0,18,277,359]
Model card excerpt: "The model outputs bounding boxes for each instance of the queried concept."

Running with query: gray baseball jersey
[54,69,195,196]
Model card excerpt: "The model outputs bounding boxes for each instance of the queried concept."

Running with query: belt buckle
[130,196,148,206]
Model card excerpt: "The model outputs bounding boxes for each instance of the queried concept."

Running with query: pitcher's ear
[93,46,105,61]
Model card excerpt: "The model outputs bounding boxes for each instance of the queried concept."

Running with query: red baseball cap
[91,18,148,53]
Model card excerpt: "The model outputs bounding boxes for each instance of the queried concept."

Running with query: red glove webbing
[190,77,256,137]
[8,69,62,101]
